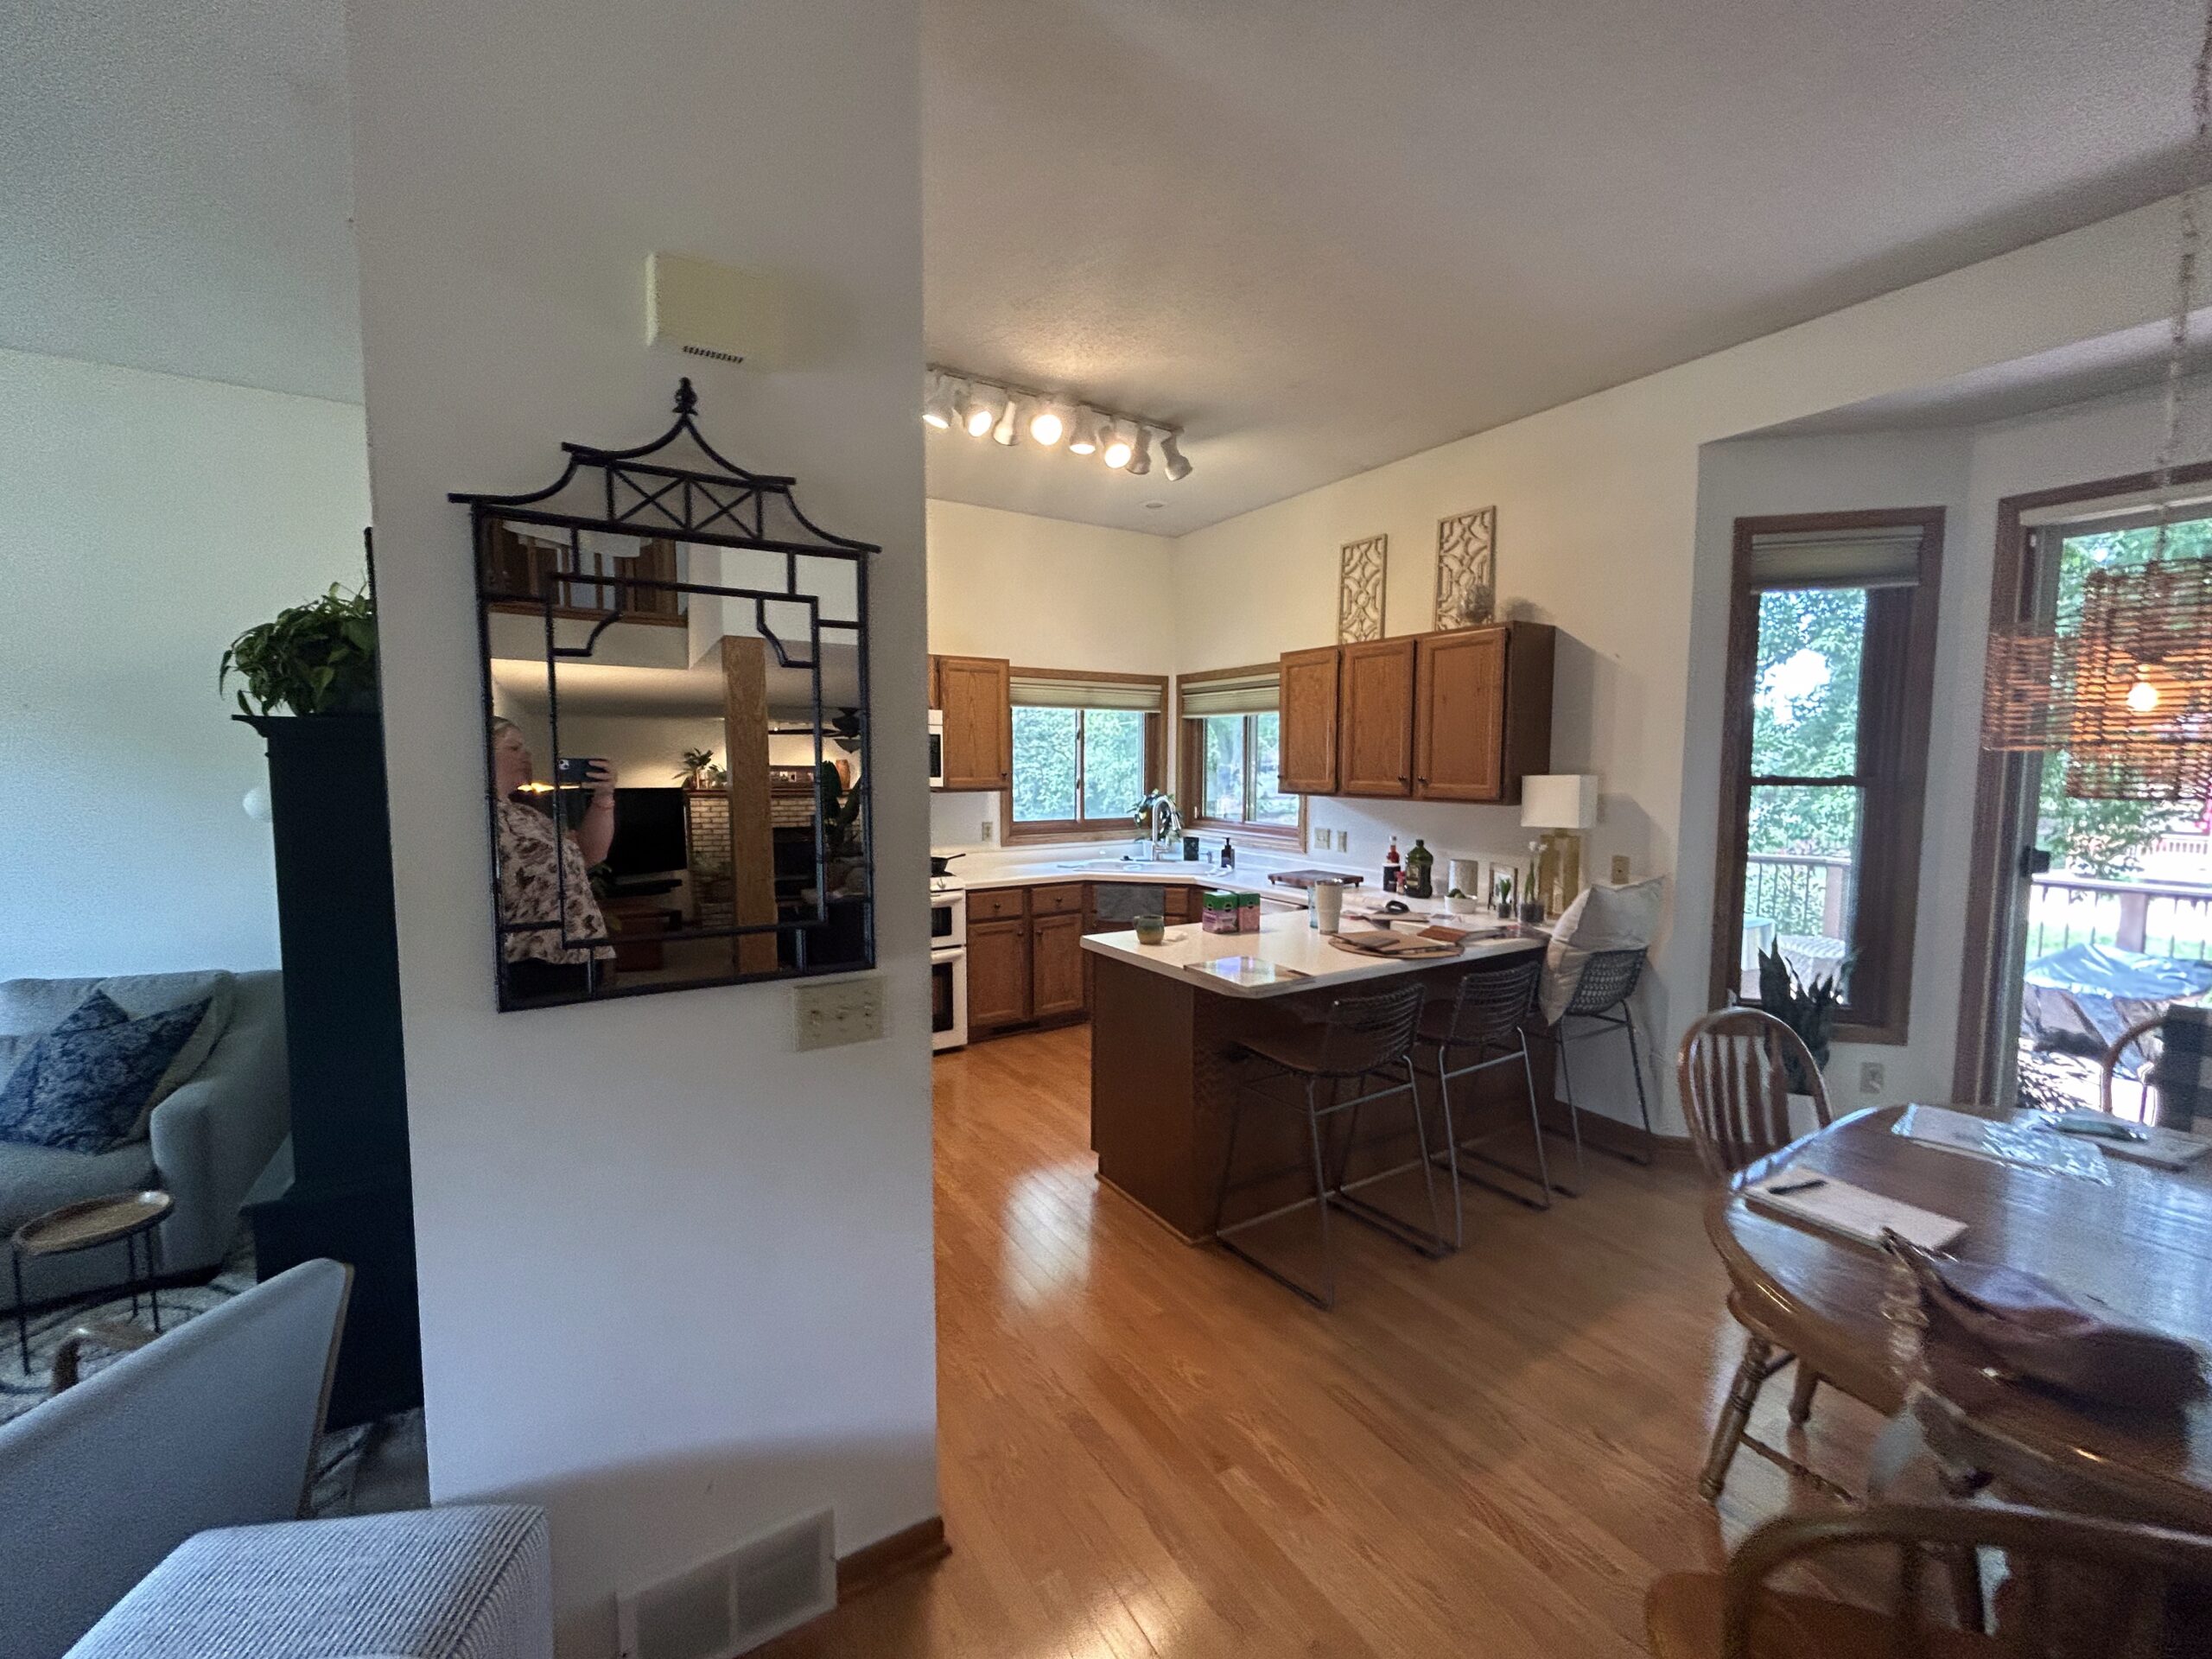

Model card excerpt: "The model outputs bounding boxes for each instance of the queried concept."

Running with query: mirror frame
[452,379,879,1010]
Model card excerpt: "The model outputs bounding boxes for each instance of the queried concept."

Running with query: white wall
[0,347,368,978]
[1171,199,2186,1133]
[342,2,931,1652]
[926,498,1175,849]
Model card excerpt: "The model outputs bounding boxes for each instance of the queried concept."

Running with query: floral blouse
[496,800,614,964]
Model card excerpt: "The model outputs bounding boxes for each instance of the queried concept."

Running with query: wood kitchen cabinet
[1338,637,1418,797]
[966,915,1032,1029]
[931,653,1011,791]
[1030,912,1087,1019]
[1275,623,1553,805]
[1277,646,1342,795]
[1414,624,1554,802]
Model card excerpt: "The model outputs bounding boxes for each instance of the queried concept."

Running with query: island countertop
[1080,909,1547,999]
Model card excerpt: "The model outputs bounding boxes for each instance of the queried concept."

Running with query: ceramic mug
[1135,914,1166,945]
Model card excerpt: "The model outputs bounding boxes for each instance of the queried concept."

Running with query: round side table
[10,1190,175,1371]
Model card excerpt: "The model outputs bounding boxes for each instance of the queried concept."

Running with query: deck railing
[1744,853,1851,943]
[2027,874,2212,962]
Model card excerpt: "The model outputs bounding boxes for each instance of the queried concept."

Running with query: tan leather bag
[1885,1233,2207,1411]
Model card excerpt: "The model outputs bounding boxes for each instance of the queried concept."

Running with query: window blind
[1178,668,1280,717]
[1008,673,1164,713]
[1748,526,1925,592]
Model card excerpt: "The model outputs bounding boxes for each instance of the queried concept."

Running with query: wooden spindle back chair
[1675,1006,1832,1183]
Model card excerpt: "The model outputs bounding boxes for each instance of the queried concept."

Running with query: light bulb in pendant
[2129,677,2163,714]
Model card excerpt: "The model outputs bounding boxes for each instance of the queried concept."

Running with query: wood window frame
[1000,666,1169,845]
[1709,508,1945,1046]
[1176,663,1306,849]
[1951,459,2212,1104]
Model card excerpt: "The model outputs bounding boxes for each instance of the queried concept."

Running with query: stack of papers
[2040,1112,2212,1173]
[1746,1172,1967,1250]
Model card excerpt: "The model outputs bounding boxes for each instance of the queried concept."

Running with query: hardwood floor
[762,1024,1875,1657]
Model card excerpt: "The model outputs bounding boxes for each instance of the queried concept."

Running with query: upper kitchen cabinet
[931,653,1011,791]
[1338,637,1418,797]
[1277,623,1554,804]
[1277,646,1342,795]
[1414,624,1553,803]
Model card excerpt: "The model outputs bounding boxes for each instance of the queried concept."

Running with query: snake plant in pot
[219,582,380,715]
[1755,944,1847,1094]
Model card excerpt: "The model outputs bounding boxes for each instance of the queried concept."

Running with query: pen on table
[1764,1176,1827,1196]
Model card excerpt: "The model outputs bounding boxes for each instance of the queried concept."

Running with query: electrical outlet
[1859,1060,1885,1096]
[1610,855,1630,885]
[980,818,994,843]
[794,980,883,1051]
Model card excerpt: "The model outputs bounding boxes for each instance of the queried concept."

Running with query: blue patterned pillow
[0,991,213,1154]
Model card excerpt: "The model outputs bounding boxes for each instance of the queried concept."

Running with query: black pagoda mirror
[454,379,875,1010]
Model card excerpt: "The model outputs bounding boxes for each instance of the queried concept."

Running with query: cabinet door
[967,917,1031,1028]
[936,656,1011,791]
[1338,637,1416,797]
[1277,646,1341,795]
[1030,912,1087,1018]
[1414,628,1507,802]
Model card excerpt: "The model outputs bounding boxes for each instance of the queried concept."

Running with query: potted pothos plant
[1756,944,1848,1093]
[219,582,380,715]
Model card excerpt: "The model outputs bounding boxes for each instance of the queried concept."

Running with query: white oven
[930,881,967,1051]
[927,709,945,791]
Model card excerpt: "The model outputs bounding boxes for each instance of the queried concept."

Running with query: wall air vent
[646,252,785,370]
[616,1508,835,1659]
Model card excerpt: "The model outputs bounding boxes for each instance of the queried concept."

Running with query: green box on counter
[1201,891,1239,934]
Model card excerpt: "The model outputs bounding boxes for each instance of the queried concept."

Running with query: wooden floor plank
[763,1024,1875,1657]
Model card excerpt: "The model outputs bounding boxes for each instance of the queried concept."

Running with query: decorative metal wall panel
[1338,534,1388,644]
[1433,507,1497,630]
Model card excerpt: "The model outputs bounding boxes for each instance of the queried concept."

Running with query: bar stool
[1413,955,1550,1245]
[1211,982,1438,1309]
[1548,945,1655,1193]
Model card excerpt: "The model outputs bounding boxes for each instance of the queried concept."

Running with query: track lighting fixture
[964,384,1006,438]
[921,372,957,430]
[924,367,1189,480]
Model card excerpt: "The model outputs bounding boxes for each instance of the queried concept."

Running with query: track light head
[1067,407,1102,454]
[964,385,1006,438]
[921,372,957,430]
[993,396,1022,446]
[1102,420,1135,469]
[1159,431,1192,481]
[1127,426,1154,476]
[1029,401,1068,447]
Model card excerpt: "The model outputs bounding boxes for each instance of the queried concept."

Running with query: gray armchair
[0,970,289,1313]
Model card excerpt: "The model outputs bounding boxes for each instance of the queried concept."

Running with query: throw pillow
[0,990,214,1154]
[130,971,235,1137]
[1539,877,1666,1025]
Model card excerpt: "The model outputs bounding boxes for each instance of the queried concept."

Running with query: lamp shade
[1521,773,1598,830]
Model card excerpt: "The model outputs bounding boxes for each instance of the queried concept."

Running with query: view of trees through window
[1197,712,1298,827]
[1011,705,1147,824]
[1742,587,1866,956]
[2035,519,2212,878]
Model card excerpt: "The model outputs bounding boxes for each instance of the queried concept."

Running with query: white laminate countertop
[1081,909,1548,1000]
[950,860,1306,899]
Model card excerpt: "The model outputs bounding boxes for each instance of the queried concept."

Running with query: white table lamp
[1521,774,1599,919]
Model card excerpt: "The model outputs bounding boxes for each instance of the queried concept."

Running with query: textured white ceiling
[1,0,361,402]
[923,0,2206,533]
[4,0,2205,538]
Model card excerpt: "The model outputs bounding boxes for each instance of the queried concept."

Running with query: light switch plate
[795,980,883,1051]
[1859,1060,1885,1096]
[1610,855,1630,884]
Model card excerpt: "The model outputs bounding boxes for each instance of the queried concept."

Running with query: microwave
[927,709,945,790]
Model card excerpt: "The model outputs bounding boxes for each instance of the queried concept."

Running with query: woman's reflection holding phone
[491,716,618,1001]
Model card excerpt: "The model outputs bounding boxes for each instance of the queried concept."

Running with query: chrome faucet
[1133,790,1182,859]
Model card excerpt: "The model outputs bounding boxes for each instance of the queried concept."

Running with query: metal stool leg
[1213,1076,1340,1310]
[1305,1079,1338,1310]
[1621,1006,1655,1166]
[1429,1052,1466,1248]
[1516,1035,1555,1208]
[1211,1090,1249,1239]
[1550,1024,1588,1197]
[1330,1066,1452,1259]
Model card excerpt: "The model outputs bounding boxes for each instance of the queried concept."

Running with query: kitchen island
[1082,912,1549,1239]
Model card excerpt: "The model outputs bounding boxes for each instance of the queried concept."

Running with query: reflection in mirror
[457,383,876,1009]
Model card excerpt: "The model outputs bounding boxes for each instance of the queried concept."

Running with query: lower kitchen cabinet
[966,916,1032,1030]
[1030,912,1087,1018]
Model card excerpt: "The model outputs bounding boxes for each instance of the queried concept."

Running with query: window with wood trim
[1004,669,1166,842]
[1177,665,1305,845]
[1711,510,1944,1046]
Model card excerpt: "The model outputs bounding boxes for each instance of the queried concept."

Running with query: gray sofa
[0,970,289,1313]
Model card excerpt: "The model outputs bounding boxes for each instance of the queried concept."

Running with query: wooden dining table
[1709,1104,2212,1531]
